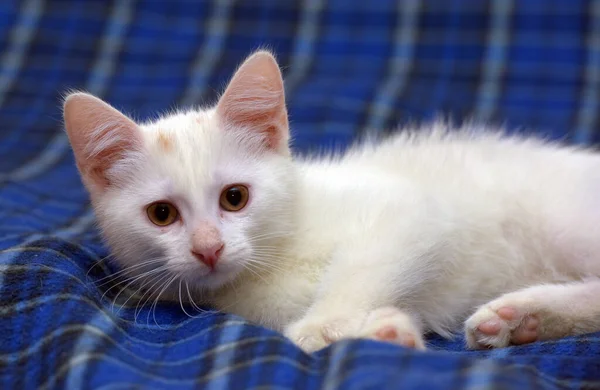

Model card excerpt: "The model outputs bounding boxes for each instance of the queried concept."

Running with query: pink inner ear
[219,89,287,149]
[86,135,139,187]
[216,51,289,152]
[64,93,142,191]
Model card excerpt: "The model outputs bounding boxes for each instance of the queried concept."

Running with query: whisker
[178,279,198,318]
[246,231,293,241]
[85,253,114,278]
[245,261,284,274]
[249,248,285,254]
[185,281,207,313]
[250,247,287,253]
[248,252,287,259]
[250,248,286,253]
[150,274,178,328]
[226,278,240,301]
[245,257,287,272]
[216,294,243,313]
[248,253,287,261]
[104,264,169,305]
[134,272,172,323]
[114,265,171,313]
[114,274,157,314]
[111,272,159,313]
[92,255,165,282]
[94,258,166,287]
[241,263,270,285]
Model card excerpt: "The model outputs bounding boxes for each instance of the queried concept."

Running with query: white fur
[64,53,600,352]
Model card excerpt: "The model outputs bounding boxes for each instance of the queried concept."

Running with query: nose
[192,243,224,270]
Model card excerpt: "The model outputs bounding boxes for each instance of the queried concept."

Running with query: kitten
[63,51,600,352]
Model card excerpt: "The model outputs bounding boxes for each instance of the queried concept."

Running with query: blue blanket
[1,1,600,389]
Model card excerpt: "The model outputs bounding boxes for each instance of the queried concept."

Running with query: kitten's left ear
[216,51,290,155]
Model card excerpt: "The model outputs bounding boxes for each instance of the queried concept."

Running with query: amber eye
[147,202,179,226]
[220,185,249,212]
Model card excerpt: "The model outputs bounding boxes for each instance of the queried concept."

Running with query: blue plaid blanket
[1,1,600,389]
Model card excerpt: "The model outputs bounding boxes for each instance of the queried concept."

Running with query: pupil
[227,188,242,206]
[154,204,170,221]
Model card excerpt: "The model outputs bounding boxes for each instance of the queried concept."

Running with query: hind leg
[465,280,600,349]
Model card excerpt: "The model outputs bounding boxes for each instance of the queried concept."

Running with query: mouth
[178,262,239,290]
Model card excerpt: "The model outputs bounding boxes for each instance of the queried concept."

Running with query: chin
[185,264,242,290]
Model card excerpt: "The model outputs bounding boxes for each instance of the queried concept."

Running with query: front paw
[284,315,364,352]
[465,298,540,349]
[360,307,426,350]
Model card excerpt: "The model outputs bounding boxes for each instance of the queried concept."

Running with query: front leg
[285,305,425,352]
[284,243,434,352]
[284,308,367,352]
[285,192,446,352]
[359,306,426,350]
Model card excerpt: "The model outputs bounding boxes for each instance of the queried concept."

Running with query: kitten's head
[64,51,294,293]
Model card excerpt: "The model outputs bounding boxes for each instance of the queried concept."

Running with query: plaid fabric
[1,1,600,389]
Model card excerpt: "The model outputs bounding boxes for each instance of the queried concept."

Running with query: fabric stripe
[180,0,236,107]
[573,0,600,144]
[322,341,352,390]
[363,0,421,133]
[87,0,134,97]
[0,132,67,182]
[203,324,244,390]
[64,312,116,389]
[283,0,324,98]
[0,0,44,108]
[0,0,133,184]
[473,0,514,122]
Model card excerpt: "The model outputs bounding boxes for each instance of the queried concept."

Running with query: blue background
[1,1,599,389]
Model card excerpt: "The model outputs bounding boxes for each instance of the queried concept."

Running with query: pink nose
[192,243,224,270]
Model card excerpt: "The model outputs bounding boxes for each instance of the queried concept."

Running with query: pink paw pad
[477,319,502,335]
[511,315,539,344]
[497,306,517,320]
[375,326,398,341]
[477,307,518,335]
[474,306,540,345]
[374,326,416,348]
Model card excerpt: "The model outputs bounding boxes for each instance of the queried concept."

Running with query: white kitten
[64,51,600,352]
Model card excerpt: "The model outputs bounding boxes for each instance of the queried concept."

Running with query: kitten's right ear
[63,92,143,194]
[216,51,290,155]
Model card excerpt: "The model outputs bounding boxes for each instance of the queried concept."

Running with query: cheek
[220,221,252,255]
[130,211,189,261]
[157,227,191,255]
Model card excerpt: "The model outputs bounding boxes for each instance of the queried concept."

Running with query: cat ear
[63,92,143,193]
[216,51,290,155]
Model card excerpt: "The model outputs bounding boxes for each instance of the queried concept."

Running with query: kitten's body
[64,51,600,351]
[213,127,600,335]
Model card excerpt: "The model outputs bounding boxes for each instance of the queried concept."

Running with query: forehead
[137,109,258,195]
[142,109,218,152]
[139,110,221,188]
